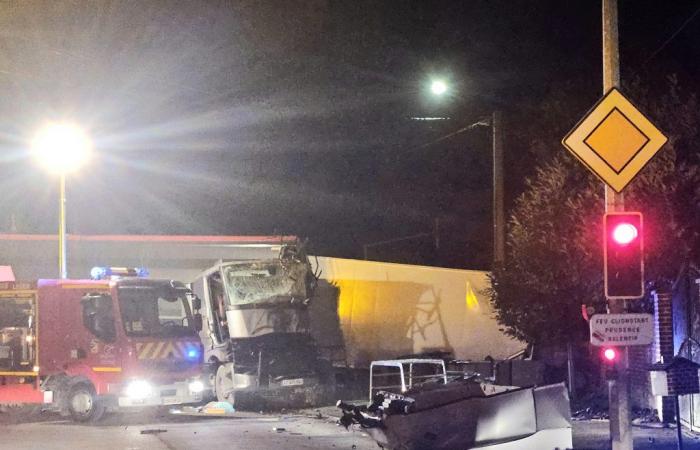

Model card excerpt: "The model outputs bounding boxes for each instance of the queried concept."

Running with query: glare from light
[125,380,153,400]
[188,380,204,393]
[612,223,638,245]
[31,123,92,175]
[430,80,448,96]
[603,348,617,361]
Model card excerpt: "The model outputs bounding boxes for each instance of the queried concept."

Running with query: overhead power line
[644,4,700,65]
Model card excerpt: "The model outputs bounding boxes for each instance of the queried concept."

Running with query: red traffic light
[612,223,638,245]
[603,347,618,362]
[604,212,644,299]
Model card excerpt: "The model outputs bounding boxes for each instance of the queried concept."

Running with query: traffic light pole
[603,1,632,449]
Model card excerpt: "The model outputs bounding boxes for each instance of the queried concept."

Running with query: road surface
[0,409,376,450]
[3,408,700,449]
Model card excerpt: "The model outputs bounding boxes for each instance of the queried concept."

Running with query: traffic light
[604,212,643,299]
[601,347,619,379]
[602,347,618,363]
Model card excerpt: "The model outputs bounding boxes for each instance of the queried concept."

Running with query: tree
[488,77,700,346]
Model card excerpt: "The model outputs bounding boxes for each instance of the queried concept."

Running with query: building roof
[0,234,296,244]
[0,234,295,282]
[649,356,700,371]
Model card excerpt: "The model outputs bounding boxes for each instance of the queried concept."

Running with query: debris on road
[339,381,573,449]
[633,408,662,424]
[572,406,610,421]
[170,401,236,417]
[140,429,167,435]
[337,359,573,449]
[572,405,661,424]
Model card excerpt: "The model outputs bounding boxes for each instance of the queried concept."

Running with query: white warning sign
[589,313,654,347]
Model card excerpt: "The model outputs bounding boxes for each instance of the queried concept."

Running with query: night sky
[0,0,698,269]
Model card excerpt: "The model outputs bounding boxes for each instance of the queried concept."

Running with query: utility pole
[59,174,67,279]
[492,111,505,267]
[603,0,632,448]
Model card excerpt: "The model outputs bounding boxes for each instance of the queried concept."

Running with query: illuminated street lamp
[427,80,505,267]
[430,79,448,96]
[31,123,92,279]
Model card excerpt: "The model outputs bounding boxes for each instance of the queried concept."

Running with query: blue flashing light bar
[90,266,107,280]
[90,266,149,280]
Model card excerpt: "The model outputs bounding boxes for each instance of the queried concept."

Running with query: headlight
[125,380,153,400]
[188,380,204,393]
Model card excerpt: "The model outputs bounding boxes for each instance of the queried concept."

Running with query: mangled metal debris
[337,359,573,450]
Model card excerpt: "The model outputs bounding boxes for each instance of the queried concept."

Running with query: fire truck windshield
[117,285,196,337]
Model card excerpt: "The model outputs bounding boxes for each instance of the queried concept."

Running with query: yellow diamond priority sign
[562,88,667,192]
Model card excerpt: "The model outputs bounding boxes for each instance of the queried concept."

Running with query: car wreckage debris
[337,379,573,450]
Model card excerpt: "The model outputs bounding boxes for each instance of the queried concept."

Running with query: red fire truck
[0,269,207,422]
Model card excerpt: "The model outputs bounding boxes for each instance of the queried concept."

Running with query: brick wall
[667,366,700,395]
[655,291,675,422]
[656,292,674,360]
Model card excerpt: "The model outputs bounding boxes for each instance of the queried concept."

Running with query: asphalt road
[0,409,376,450]
[572,419,700,450]
[4,408,700,449]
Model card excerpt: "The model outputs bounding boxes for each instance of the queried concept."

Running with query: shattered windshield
[222,260,309,306]
[117,285,196,337]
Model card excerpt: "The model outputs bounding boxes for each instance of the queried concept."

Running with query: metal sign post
[603,2,628,447]
[562,2,666,449]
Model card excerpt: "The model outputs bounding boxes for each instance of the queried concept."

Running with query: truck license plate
[281,378,304,387]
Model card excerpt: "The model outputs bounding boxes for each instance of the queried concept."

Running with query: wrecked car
[338,358,573,450]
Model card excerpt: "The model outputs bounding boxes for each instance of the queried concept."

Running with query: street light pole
[31,122,92,280]
[59,174,67,279]
[425,80,505,268]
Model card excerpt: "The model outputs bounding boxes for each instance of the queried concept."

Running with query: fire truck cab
[0,272,208,422]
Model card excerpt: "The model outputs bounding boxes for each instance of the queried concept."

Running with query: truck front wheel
[215,363,236,405]
[67,383,105,423]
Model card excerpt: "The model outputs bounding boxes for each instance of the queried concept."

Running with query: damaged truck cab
[0,274,207,422]
[191,243,330,407]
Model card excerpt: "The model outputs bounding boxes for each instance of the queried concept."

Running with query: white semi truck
[190,242,334,407]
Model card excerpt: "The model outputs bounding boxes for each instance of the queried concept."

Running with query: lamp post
[31,123,92,279]
[428,80,505,267]
[430,79,448,96]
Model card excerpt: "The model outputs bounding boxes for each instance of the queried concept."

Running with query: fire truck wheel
[67,383,105,423]
[215,363,236,405]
